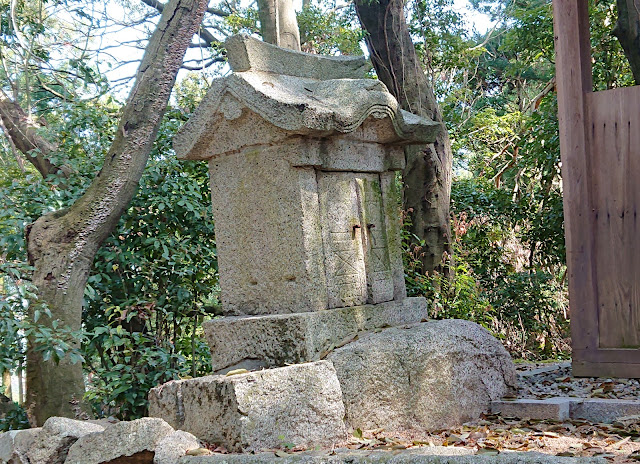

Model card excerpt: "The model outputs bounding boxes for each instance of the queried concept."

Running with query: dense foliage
[0,0,637,425]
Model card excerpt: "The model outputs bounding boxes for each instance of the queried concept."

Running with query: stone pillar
[174,33,442,372]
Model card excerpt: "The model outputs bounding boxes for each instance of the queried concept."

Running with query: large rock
[328,320,518,432]
[26,417,104,464]
[0,428,41,464]
[149,361,347,452]
[154,430,202,464]
[64,417,174,464]
[204,298,427,373]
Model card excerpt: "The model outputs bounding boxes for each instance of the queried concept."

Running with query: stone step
[491,398,640,423]
[177,448,605,463]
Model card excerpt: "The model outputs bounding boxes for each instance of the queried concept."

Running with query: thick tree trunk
[354,0,452,273]
[257,0,301,50]
[614,0,640,84]
[8,0,208,426]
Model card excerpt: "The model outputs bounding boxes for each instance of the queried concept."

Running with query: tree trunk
[257,0,301,50]
[614,0,640,84]
[354,0,452,273]
[1,370,11,401]
[6,0,208,426]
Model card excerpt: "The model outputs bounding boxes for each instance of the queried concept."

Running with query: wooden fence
[554,0,640,377]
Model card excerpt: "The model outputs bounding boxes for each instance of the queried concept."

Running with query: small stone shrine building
[149,35,517,452]
[173,34,441,373]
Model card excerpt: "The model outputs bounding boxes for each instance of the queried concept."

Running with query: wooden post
[553,0,598,374]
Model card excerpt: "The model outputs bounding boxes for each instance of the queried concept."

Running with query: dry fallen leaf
[186,448,212,456]
[225,368,249,376]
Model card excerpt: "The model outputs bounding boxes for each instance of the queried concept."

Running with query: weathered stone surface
[569,399,640,423]
[328,320,518,432]
[26,417,104,464]
[203,298,427,372]
[174,38,441,162]
[491,399,572,421]
[149,361,347,452]
[225,33,369,80]
[64,417,174,464]
[0,428,41,464]
[176,449,604,464]
[154,430,202,464]
[207,152,327,317]
[491,398,640,424]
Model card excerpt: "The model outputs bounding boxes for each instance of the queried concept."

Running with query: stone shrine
[172,33,441,373]
[149,34,516,453]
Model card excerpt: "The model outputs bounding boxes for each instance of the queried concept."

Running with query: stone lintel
[225,33,369,80]
[148,361,347,453]
[203,297,428,373]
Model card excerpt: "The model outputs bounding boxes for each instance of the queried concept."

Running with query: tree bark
[354,0,452,273]
[0,96,69,178]
[614,0,640,84]
[1,370,11,401]
[10,0,208,426]
[257,0,301,50]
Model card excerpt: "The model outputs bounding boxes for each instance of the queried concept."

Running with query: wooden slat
[587,87,640,349]
[574,347,640,363]
[573,360,640,378]
[553,0,598,361]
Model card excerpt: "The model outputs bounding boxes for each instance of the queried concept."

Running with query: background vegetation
[0,0,636,426]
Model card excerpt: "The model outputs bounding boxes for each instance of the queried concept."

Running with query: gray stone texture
[569,398,640,423]
[64,417,174,464]
[177,449,605,464]
[26,417,104,464]
[173,51,441,162]
[148,361,347,452]
[225,33,369,79]
[491,399,572,421]
[154,430,202,464]
[327,320,518,432]
[173,33,440,325]
[203,298,427,372]
[491,398,640,424]
[0,428,41,464]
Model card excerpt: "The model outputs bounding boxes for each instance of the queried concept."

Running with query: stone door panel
[318,171,394,309]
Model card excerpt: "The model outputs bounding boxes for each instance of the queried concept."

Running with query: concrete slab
[569,398,640,423]
[492,397,640,423]
[491,399,571,421]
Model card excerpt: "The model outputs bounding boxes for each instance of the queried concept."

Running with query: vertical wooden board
[589,88,640,349]
[317,171,368,309]
[357,174,395,304]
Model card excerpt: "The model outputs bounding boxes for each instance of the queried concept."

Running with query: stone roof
[174,34,442,160]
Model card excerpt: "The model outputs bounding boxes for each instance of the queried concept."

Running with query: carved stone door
[318,171,395,309]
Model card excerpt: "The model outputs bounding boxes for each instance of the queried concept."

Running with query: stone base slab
[177,449,604,463]
[492,398,640,423]
[148,361,347,453]
[204,297,427,372]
